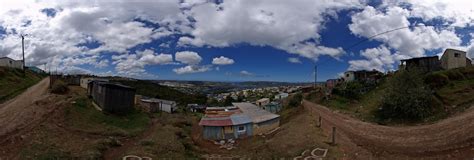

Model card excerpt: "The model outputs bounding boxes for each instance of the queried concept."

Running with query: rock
[220,140,225,145]
[20,135,26,139]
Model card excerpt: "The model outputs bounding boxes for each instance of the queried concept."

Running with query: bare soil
[303,100,474,159]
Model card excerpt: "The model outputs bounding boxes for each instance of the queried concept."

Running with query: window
[454,53,460,57]
[238,126,245,132]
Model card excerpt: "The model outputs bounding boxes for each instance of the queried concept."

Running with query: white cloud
[349,6,462,58]
[382,0,474,27]
[173,65,212,74]
[175,51,202,65]
[138,49,174,65]
[240,70,254,77]
[178,0,362,60]
[348,45,404,72]
[0,0,184,76]
[212,56,234,65]
[112,49,173,77]
[288,57,302,64]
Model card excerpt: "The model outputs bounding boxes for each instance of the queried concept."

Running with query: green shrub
[459,66,474,79]
[51,80,69,94]
[377,70,439,121]
[444,69,465,80]
[425,72,449,88]
[288,93,303,107]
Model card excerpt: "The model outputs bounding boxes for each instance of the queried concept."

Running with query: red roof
[199,118,233,126]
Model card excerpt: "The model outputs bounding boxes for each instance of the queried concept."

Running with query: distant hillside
[113,80,207,105]
[0,67,45,103]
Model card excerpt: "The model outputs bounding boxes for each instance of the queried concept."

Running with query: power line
[312,23,454,82]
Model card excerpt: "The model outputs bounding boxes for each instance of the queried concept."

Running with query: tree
[377,70,438,121]
[288,93,303,107]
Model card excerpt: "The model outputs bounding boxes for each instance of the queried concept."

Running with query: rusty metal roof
[199,117,233,126]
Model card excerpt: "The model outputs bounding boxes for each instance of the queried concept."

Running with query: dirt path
[303,100,474,159]
[0,78,59,142]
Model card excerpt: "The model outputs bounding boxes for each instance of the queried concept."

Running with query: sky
[0,0,473,82]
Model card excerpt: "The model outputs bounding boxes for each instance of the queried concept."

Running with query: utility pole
[314,65,318,89]
[21,34,25,72]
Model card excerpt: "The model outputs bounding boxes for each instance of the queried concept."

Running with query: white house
[256,98,270,107]
[274,93,289,100]
[140,98,177,113]
[0,57,23,69]
[80,77,108,89]
[440,49,471,70]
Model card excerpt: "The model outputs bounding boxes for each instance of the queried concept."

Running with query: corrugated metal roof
[233,102,280,123]
[230,114,252,125]
[199,117,233,126]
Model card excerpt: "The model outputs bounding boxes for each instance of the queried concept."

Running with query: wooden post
[331,127,336,145]
[317,116,322,127]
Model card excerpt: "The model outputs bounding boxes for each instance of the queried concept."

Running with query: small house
[139,98,177,113]
[399,56,441,72]
[274,93,289,100]
[88,81,136,114]
[0,57,23,70]
[199,103,280,140]
[187,104,207,113]
[343,70,383,82]
[256,98,270,107]
[440,48,471,70]
[262,102,282,113]
[80,77,108,89]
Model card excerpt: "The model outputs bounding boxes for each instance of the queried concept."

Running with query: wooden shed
[88,81,136,114]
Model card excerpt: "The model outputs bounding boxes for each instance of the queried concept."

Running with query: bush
[459,66,474,79]
[444,69,465,81]
[424,72,449,88]
[51,80,69,94]
[377,70,439,121]
[288,93,303,107]
[333,81,374,100]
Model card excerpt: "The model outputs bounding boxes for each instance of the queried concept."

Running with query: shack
[256,98,270,107]
[199,106,253,140]
[399,56,441,72]
[440,48,471,70]
[139,98,177,113]
[187,104,207,113]
[80,77,108,89]
[199,103,280,140]
[88,81,136,114]
[262,102,282,113]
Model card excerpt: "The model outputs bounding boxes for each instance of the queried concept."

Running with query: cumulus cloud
[175,51,202,65]
[288,57,302,64]
[178,0,362,60]
[112,49,173,76]
[240,70,254,77]
[212,56,234,65]
[173,65,212,74]
[349,6,462,58]
[348,45,405,72]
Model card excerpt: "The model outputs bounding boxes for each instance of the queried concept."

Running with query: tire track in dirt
[303,100,474,159]
[0,78,56,143]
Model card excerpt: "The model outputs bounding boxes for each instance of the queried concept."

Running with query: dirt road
[0,77,65,143]
[303,100,474,159]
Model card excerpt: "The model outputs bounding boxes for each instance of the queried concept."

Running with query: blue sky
[0,0,472,82]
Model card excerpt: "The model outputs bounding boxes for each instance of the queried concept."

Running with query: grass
[0,67,44,103]
[65,96,150,136]
[310,67,474,125]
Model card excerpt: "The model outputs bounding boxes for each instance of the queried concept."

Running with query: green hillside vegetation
[0,67,45,103]
[307,66,474,125]
[113,80,207,106]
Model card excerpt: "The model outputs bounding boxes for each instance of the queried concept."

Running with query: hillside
[113,80,207,105]
[0,67,45,103]
[307,66,474,124]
